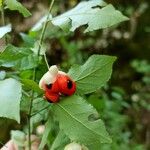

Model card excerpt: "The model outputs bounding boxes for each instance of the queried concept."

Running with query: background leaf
[51,130,70,150]
[53,95,112,149]
[52,0,128,32]
[0,78,22,123]
[68,55,117,95]
[0,24,11,38]
[38,116,53,150]
[21,79,43,94]
[5,0,31,17]
[11,130,26,147]
[0,45,38,70]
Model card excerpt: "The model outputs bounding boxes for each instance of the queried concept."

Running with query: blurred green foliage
[0,0,149,149]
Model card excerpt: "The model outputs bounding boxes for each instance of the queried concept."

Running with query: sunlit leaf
[0,24,11,38]
[52,0,128,32]
[68,55,117,95]
[0,45,38,70]
[0,78,22,123]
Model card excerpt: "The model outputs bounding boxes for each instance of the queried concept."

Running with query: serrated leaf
[53,95,112,149]
[52,0,128,32]
[68,55,116,95]
[0,45,38,70]
[0,78,22,123]
[5,0,31,17]
[0,24,11,38]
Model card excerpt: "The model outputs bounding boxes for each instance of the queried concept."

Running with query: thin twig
[1,0,7,44]
[31,105,50,117]
[44,53,50,69]
[37,0,55,69]
[27,1,55,150]
[28,68,36,150]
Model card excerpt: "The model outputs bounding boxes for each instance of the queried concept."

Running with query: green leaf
[21,79,43,94]
[38,116,53,150]
[52,0,128,32]
[0,24,11,38]
[68,55,117,95]
[51,130,70,150]
[0,78,22,123]
[11,130,26,147]
[0,45,38,70]
[31,98,49,125]
[20,33,35,47]
[53,95,112,149]
[5,0,31,17]
[0,0,2,8]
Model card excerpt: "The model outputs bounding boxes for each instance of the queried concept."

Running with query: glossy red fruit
[45,91,59,103]
[44,80,60,103]
[44,73,76,103]
[57,74,76,96]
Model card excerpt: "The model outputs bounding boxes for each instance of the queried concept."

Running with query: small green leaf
[21,79,43,94]
[5,0,31,17]
[0,24,11,38]
[20,33,35,47]
[0,45,38,70]
[52,0,128,32]
[53,95,112,149]
[68,55,117,95]
[0,78,22,123]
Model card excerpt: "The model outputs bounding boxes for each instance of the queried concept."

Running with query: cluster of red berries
[39,65,76,103]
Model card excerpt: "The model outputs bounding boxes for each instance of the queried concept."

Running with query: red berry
[45,91,59,103]
[57,74,76,96]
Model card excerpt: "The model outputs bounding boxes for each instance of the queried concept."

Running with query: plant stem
[1,0,8,44]
[37,0,55,70]
[28,68,36,150]
[31,105,50,117]
[27,0,55,150]
[44,53,50,69]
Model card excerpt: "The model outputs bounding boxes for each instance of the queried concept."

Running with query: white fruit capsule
[39,65,67,90]
[39,65,58,90]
